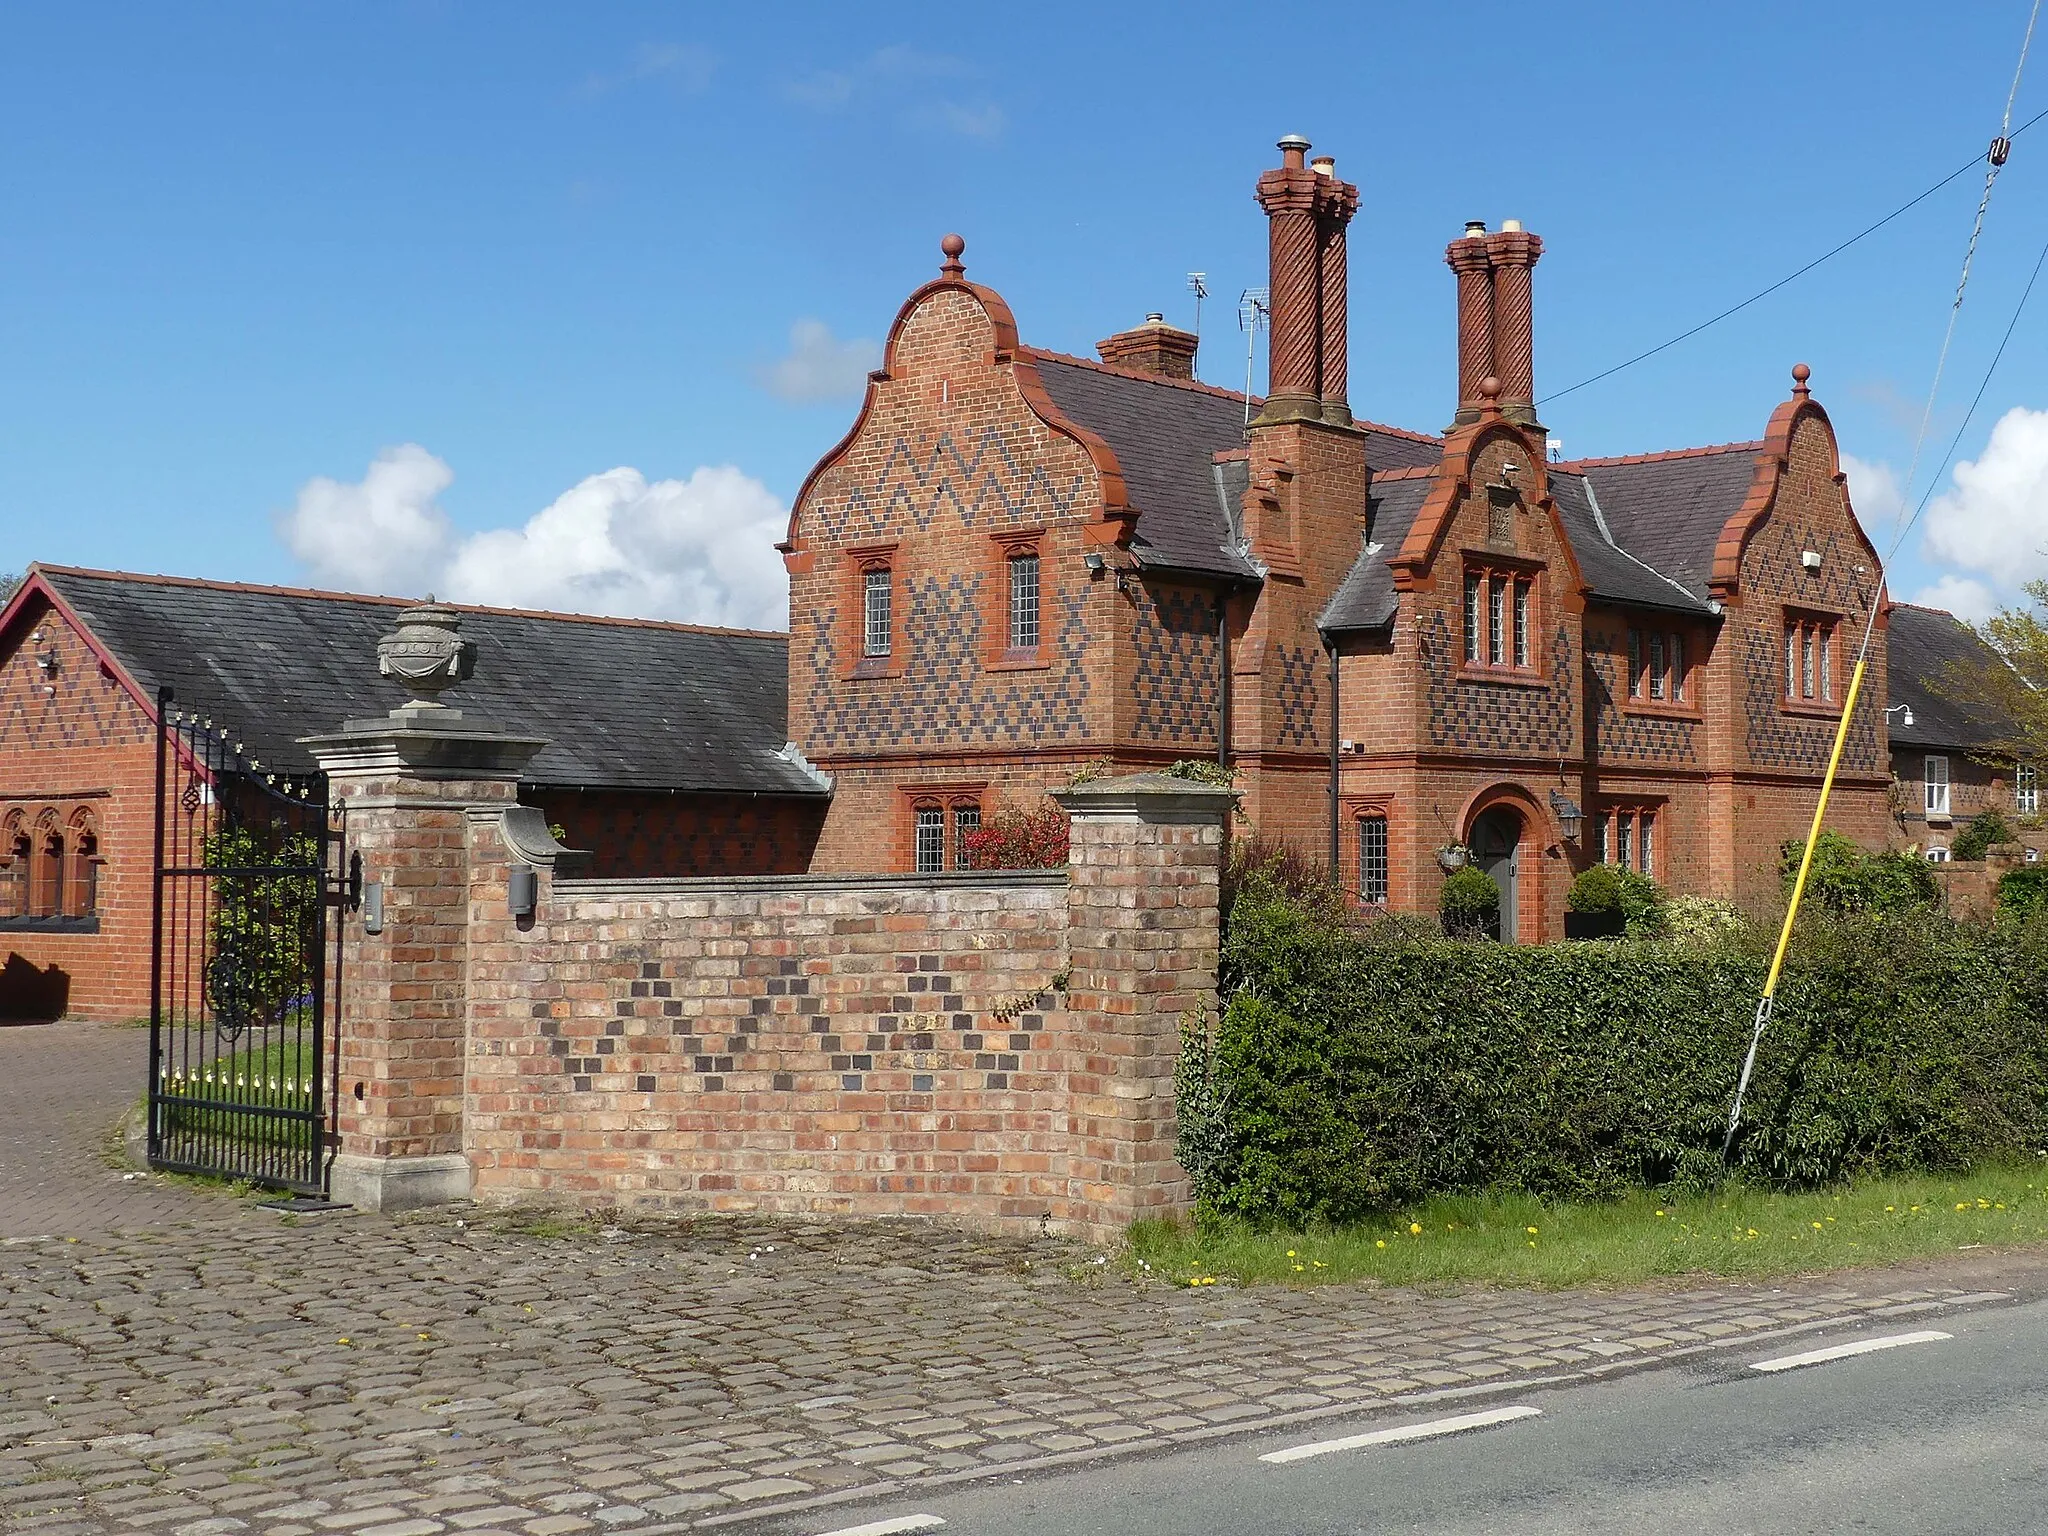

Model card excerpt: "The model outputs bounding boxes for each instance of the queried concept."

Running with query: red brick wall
[528,789,826,880]
[462,781,1226,1239]
[0,592,157,1021]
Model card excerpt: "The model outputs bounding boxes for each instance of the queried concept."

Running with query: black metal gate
[148,688,344,1193]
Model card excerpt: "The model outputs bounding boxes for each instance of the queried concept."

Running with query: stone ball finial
[940,232,966,278]
[1479,375,1503,405]
[377,599,477,710]
[1791,361,1812,397]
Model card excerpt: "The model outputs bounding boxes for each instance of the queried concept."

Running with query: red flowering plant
[960,803,1070,869]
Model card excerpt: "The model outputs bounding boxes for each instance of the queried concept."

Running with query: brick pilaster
[305,717,543,1211]
[1052,773,1234,1231]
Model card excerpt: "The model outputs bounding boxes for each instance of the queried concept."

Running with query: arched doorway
[1470,806,1523,942]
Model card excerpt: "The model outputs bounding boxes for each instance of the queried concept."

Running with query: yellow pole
[1722,656,1867,1158]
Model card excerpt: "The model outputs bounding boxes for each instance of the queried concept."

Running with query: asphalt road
[761,1294,2048,1536]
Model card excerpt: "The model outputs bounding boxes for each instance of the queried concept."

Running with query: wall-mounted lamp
[508,864,539,918]
[1886,703,1915,729]
[1800,549,1823,571]
[1548,789,1585,843]
[360,880,385,935]
[1083,550,1136,593]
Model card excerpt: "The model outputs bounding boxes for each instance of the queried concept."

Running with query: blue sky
[4,1,2046,626]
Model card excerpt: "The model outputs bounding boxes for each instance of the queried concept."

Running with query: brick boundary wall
[460,776,1229,1242]
[315,733,1231,1242]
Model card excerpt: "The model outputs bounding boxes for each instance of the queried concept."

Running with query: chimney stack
[1097,313,1200,380]
[1486,220,1543,428]
[1445,219,1543,430]
[1251,135,1359,428]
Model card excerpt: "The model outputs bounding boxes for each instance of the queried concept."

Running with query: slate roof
[32,567,823,796]
[1319,475,1434,631]
[1886,603,2013,752]
[1027,351,1441,581]
[1552,473,1715,614]
[1569,444,1763,601]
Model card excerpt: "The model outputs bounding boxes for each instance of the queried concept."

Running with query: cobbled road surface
[4,1021,2044,1536]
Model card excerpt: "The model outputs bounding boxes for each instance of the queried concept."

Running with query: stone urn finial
[377,596,476,710]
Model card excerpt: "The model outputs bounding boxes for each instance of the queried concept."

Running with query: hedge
[1180,882,2048,1225]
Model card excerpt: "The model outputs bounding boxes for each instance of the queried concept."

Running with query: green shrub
[203,823,320,1035]
[1193,883,2048,1225]
[1781,830,1938,913]
[1438,866,1500,937]
[1665,894,1753,948]
[1616,870,1669,937]
[1998,865,2048,921]
[1221,834,1337,927]
[1567,866,1624,914]
[1952,810,2017,862]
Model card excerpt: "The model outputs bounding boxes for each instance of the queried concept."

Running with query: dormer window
[1462,562,1539,677]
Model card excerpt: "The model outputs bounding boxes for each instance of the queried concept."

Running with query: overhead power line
[1542,101,2048,410]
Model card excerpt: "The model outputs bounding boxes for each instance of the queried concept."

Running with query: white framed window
[1463,573,1482,663]
[1639,813,1655,878]
[952,803,981,869]
[1513,580,1531,668]
[1924,755,1951,818]
[1616,814,1633,870]
[1007,552,1040,652]
[1488,578,1506,665]
[913,806,944,872]
[1926,846,1952,864]
[1358,815,1389,905]
[863,568,893,658]
[2019,763,2039,817]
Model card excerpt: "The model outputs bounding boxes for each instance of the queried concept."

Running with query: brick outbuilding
[0,569,829,1021]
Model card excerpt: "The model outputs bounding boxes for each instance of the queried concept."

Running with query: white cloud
[1906,574,1999,623]
[576,42,716,98]
[1840,453,1905,534]
[756,319,881,403]
[279,451,789,630]
[1921,405,2048,587]
[785,45,1001,138]
[278,444,454,594]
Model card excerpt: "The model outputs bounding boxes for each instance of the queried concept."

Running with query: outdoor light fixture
[1886,703,1915,729]
[1800,549,1823,571]
[1548,789,1585,842]
[508,864,539,918]
[1084,552,1107,575]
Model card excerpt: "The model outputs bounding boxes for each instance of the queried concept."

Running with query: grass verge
[1127,1161,2048,1289]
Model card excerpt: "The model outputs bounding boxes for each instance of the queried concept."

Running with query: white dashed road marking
[1750,1329,1952,1374]
[812,1516,947,1536]
[1259,1404,1543,1465]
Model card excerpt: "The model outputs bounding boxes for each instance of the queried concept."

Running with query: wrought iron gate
[148,689,345,1193]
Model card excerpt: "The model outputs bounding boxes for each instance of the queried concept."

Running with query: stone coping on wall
[553,868,1071,897]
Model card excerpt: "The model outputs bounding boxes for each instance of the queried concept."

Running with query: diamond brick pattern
[808,430,1093,547]
[1422,611,1575,754]
[1585,637,1697,762]
[803,584,1092,752]
[1275,643,1323,749]
[1130,585,1219,743]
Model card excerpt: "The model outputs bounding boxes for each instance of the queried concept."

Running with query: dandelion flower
[1747,1228,1758,1237]
[1287,1250,1297,1257]
[1958,1203,1971,1211]
[1376,1240,1386,1249]
[1655,1210,1666,1218]
[1293,1265,1305,1273]
[1409,1222,1423,1236]
[1526,1226,1539,1235]
[1812,1222,1824,1230]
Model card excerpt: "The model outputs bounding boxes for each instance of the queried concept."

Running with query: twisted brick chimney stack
[1251,135,1359,428]
[1445,219,1543,431]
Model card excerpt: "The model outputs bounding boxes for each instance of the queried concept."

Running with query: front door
[1470,807,1521,942]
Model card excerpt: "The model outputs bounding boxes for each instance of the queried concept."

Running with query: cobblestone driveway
[4,1023,2044,1535]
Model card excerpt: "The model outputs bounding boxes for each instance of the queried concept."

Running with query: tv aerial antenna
[1186,272,1208,377]
[1238,287,1269,433]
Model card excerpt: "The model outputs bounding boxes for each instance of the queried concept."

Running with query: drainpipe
[1325,633,1340,877]
[1216,589,1232,767]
